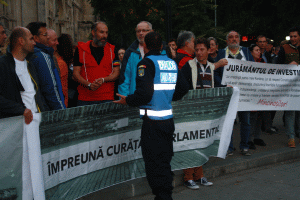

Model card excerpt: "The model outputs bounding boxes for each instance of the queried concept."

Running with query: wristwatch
[87,83,92,90]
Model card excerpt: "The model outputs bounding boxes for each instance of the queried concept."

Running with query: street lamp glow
[286,36,290,40]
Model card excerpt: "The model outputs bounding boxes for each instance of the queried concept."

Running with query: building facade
[0,0,95,42]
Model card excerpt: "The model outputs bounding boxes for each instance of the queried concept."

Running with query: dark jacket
[262,50,272,63]
[0,50,49,119]
[174,49,194,69]
[31,43,66,110]
[277,42,300,64]
[214,46,254,87]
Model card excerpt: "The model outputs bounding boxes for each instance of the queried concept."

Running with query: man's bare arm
[214,58,228,70]
[73,66,101,91]
[96,66,120,84]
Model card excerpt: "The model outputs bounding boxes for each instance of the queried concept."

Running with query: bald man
[73,21,120,106]
[0,27,48,122]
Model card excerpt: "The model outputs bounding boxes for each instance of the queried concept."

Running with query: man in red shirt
[73,21,120,106]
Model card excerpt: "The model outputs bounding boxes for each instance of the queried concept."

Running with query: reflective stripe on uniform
[140,109,173,117]
[154,84,176,90]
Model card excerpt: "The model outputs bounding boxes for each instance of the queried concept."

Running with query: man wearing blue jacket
[26,22,66,110]
[214,30,254,156]
[118,21,167,96]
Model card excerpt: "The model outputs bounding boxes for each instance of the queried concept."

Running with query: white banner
[42,87,239,190]
[42,119,225,190]
[0,87,238,199]
[0,114,45,200]
[0,116,23,200]
[42,129,142,190]
[222,59,300,111]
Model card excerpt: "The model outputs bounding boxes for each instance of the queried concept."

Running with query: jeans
[285,111,300,139]
[229,111,251,151]
[250,112,262,141]
[260,111,272,131]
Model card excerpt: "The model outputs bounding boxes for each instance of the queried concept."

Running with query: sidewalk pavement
[169,159,300,200]
[80,111,300,200]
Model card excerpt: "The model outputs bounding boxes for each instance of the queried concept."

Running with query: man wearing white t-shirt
[0,27,48,123]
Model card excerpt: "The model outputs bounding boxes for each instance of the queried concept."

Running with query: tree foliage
[89,0,215,48]
[217,0,300,47]
[89,0,300,49]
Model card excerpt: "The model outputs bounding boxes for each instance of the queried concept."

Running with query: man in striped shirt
[180,37,227,189]
[181,37,227,90]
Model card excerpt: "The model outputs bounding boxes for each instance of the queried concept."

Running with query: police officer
[114,32,189,200]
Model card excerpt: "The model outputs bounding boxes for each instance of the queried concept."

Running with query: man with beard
[0,27,48,122]
[215,30,254,156]
[73,21,120,106]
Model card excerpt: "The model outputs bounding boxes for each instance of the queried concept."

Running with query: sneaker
[195,177,213,186]
[253,139,266,146]
[184,180,199,189]
[272,126,279,132]
[288,139,296,148]
[248,141,256,149]
[266,128,278,135]
[240,149,251,156]
[227,150,233,156]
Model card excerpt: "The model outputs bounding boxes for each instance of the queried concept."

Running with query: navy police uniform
[126,50,189,200]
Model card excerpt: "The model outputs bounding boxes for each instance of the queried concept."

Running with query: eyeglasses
[136,29,151,33]
[39,33,48,37]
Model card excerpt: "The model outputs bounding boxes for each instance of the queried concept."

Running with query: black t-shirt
[74,43,119,66]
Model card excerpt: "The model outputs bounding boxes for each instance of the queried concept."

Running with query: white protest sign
[222,59,300,111]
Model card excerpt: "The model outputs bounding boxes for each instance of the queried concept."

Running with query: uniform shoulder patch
[138,65,146,77]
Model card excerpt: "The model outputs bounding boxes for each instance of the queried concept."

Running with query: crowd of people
[0,20,299,200]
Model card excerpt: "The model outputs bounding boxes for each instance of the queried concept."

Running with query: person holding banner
[214,30,254,156]
[277,26,300,147]
[247,43,267,149]
[0,27,48,123]
[114,31,189,200]
[181,37,228,90]
[180,37,227,189]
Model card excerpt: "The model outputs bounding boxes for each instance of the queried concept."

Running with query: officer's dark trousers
[141,117,174,200]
